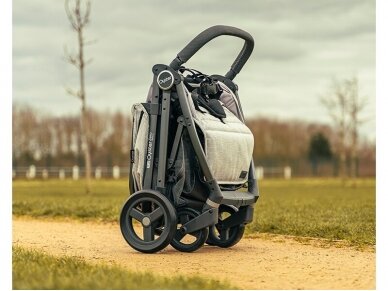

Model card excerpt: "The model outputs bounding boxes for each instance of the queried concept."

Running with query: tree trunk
[338,119,347,179]
[80,110,91,193]
[349,78,360,179]
[78,27,92,193]
[64,0,93,193]
[350,129,358,178]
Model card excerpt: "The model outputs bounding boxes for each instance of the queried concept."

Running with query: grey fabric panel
[171,139,186,206]
[218,82,244,120]
[140,80,252,188]
[181,131,196,194]
[193,103,254,184]
[131,103,149,190]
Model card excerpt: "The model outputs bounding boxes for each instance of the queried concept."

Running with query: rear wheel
[170,208,209,252]
[206,205,245,248]
[120,190,177,253]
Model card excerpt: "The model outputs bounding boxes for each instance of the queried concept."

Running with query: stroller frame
[121,25,259,253]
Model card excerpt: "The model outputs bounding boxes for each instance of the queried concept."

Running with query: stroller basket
[121,25,259,253]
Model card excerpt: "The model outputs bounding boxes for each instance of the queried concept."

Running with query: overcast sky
[13,0,375,139]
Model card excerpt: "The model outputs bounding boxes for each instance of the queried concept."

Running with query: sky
[13,0,375,140]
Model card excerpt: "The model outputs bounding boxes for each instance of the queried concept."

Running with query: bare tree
[321,76,367,178]
[345,77,367,178]
[321,79,349,178]
[64,0,93,193]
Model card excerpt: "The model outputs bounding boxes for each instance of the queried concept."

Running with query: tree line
[12,105,131,169]
[12,104,375,177]
[247,117,375,177]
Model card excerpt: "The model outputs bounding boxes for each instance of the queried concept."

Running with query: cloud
[13,0,375,139]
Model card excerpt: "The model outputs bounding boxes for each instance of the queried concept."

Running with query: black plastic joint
[222,205,254,229]
[205,179,223,205]
[170,57,183,70]
[181,208,219,234]
[152,64,181,85]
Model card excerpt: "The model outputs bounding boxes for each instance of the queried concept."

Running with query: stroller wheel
[120,190,177,253]
[170,208,209,252]
[207,205,245,248]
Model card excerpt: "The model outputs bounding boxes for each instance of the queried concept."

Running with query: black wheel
[206,205,245,248]
[170,208,209,252]
[120,190,177,253]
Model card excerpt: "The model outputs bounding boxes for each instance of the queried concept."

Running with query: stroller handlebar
[170,25,254,81]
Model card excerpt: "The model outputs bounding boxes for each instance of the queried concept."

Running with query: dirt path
[13,218,375,290]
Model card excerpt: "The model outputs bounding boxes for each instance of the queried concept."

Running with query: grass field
[247,179,375,246]
[13,246,233,289]
[12,178,375,246]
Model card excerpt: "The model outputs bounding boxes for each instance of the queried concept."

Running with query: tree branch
[84,38,97,46]
[64,0,78,31]
[63,45,80,69]
[65,86,82,99]
[81,0,91,27]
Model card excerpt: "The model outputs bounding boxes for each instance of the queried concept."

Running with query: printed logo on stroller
[146,132,153,168]
[157,70,174,90]
[159,75,171,84]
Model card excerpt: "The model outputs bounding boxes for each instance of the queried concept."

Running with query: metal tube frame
[137,64,259,233]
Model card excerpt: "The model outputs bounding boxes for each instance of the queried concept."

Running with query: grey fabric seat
[184,84,255,185]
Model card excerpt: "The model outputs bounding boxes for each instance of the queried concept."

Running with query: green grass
[13,246,233,289]
[246,178,375,247]
[12,178,375,246]
[13,180,127,221]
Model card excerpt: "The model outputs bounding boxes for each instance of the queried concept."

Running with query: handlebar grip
[170,25,254,80]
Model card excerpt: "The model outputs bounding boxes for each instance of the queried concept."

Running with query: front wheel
[120,190,177,253]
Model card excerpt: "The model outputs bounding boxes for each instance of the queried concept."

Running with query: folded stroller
[120,25,259,253]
